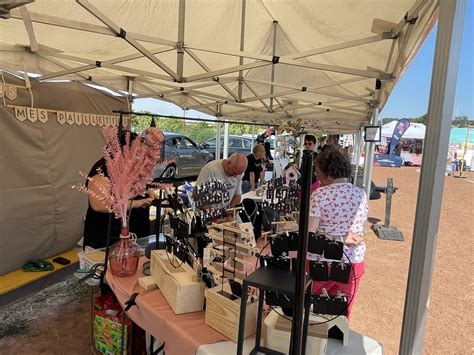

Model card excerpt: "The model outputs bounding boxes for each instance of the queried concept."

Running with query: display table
[107,258,384,355]
[106,258,227,355]
[241,190,263,202]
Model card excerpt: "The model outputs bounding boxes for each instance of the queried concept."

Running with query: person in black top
[83,131,155,249]
[242,144,266,193]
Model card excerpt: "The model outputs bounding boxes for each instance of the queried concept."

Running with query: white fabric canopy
[0,0,438,133]
[382,120,426,139]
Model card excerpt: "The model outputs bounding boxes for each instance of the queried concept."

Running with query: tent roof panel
[0,0,438,133]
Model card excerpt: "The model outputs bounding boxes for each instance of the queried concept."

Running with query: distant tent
[381,121,426,140]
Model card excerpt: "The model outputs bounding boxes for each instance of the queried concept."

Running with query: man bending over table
[196,153,248,208]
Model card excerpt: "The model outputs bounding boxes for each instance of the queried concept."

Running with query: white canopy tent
[0,1,467,354]
[382,120,427,139]
[0,0,439,133]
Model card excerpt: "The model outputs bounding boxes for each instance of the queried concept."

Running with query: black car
[153,133,214,179]
[200,135,253,158]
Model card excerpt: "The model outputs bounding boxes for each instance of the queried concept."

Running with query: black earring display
[259,255,291,271]
[327,295,348,316]
[308,232,325,254]
[288,232,299,251]
[177,221,189,239]
[270,236,289,257]
[312,295,330,315]
[310,260,329,281]
[229,279,243,298]
[329,261,351,284]
[266,291,294,309]
[324,239,344,260]
[165,235,173,254]
[169,214,179,229]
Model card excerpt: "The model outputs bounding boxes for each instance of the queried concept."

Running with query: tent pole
[238,0,246,102]
[177,0,186,79]
[270,20,278,112]
[353,127,363,186]
[363,108,379,199]
[251,123,255,149]
[215,122,221,159]
[400,1,466,353]
[223,122,230,159]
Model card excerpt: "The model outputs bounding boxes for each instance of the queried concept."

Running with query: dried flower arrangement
[73,126,169,231]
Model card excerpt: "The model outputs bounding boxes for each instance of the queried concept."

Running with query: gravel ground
[350,167,474,355]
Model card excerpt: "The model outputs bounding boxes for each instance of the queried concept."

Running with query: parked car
[153,133,214,179]
[200,135,253,158]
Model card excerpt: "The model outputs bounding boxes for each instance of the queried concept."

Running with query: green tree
[131,111,153,133]
[412,113,428,125]
[453,115,469,128]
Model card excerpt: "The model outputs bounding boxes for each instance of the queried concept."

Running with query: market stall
[379,121,426,165]
[0,1,465,355]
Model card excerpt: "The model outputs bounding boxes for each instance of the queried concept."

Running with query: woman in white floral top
[308,147,368,318]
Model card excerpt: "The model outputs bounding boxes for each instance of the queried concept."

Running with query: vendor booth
[0,1,466,355]
[379,121,426,165]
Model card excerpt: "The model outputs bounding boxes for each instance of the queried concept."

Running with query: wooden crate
[150,250,205,314]
[204,284,258,342]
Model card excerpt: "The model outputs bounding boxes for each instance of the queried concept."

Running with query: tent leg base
[371,224,404,241]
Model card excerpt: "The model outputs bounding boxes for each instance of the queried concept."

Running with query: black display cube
[236,267,313,355]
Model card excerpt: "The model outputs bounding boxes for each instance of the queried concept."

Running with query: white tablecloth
[196,330,383,354]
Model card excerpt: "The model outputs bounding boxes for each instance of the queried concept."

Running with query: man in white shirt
[196,153,248,208]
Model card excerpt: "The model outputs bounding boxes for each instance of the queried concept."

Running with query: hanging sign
[11,105,128,127]
[15,106,48,123]
[0,84,19,101]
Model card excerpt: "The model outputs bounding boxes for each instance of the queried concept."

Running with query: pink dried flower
[73,127,169,227]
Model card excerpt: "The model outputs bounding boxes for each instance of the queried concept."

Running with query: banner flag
[388,118,410,155]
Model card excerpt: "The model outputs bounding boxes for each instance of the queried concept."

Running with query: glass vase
[109,227,140,277]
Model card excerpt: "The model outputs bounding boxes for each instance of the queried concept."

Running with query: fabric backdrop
[0,73,127,275]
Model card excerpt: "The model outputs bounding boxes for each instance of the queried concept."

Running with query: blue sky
[135,4,473,120]
[381,1,473,119]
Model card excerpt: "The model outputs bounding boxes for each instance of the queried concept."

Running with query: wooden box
[150,250,205,314]
[273,309,349,347]
[205,284,258,342]
[264,310,328,354]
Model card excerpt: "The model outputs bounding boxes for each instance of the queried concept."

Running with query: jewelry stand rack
[236,150,314,355]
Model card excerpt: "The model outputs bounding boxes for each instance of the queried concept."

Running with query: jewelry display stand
[237,151,314,355]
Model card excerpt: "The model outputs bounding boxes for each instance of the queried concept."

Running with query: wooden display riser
[270,308,349,347]
[264,310,328,354]
[150,250,205,314]
[205,284,258,342]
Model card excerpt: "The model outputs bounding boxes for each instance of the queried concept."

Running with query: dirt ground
[350,167,474,355]
[1,167,473,354]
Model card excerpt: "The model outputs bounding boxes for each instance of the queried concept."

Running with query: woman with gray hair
[308,147,368,318]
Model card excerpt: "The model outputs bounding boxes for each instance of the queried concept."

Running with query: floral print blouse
[309,182,368,263]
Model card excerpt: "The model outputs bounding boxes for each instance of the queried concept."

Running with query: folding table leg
[254,292,265,351]
[237,282,249,355]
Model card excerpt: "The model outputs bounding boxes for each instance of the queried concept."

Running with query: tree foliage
[131,111,257,143]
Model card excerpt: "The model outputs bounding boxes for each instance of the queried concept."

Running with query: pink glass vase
[109,227,140,277]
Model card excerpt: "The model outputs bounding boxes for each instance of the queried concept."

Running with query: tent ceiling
[0,0,437,133]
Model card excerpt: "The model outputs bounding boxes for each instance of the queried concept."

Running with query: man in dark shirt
[242,144,266,193]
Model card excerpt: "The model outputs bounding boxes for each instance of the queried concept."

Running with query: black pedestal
[236,267,313,355]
